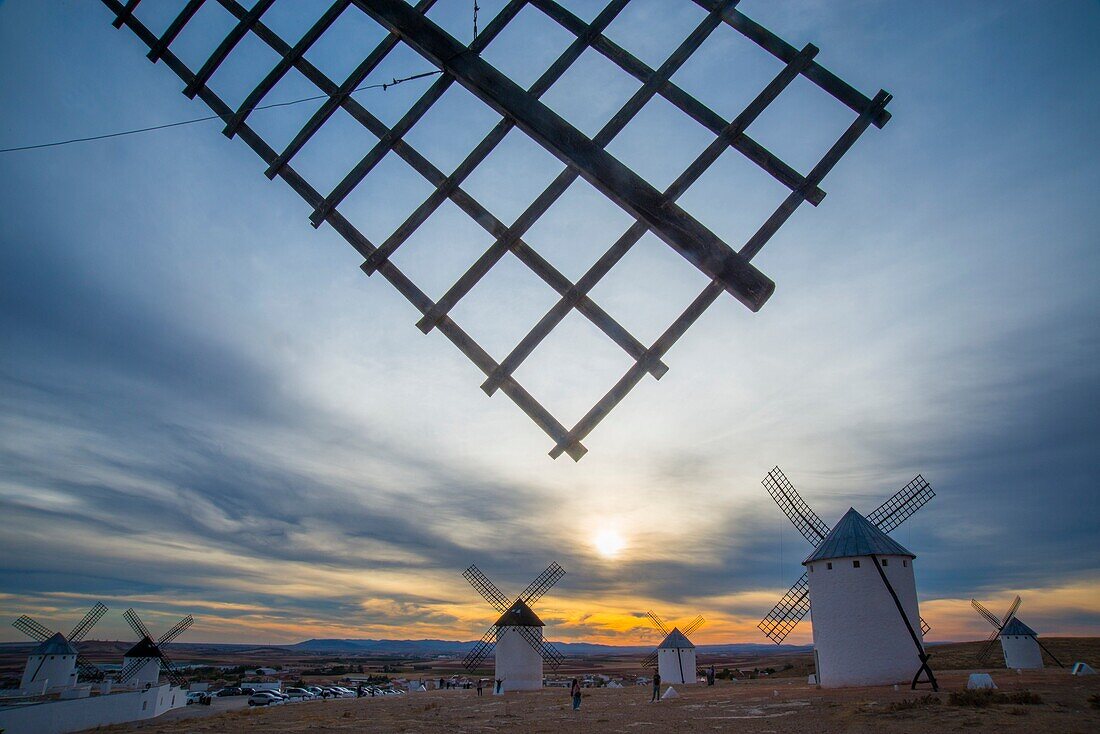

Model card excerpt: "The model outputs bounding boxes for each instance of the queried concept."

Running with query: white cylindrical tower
[20,633,78,691]
[493,599,544,691]
[121,637,162,687]
[999,619,1043,669]
[655,629,697,684]
[804,508,924,688]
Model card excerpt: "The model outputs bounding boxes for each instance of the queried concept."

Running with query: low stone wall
[0,683,184,734]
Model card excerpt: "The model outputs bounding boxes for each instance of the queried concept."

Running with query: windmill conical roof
[494,598,544,627]
[32,632,77,656]
[657,627,694,649]
[1000,618,1038,637]
[124,635,161,658]
[803,507,915,564]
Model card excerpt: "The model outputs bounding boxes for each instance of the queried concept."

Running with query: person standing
[476,679,483,696]
[650,672,661,702]
[570,678,582,711]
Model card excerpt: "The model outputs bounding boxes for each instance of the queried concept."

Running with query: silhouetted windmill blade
[75,655,105,681]
[520,562,565,605]
[158,615,194,645]
[641,650,658,668]
[69,602,109,643]
[158,650,185,686]
[762,467,830,544]
[463,565,510,612]
[123,608,153,641]
[758,573,810,644]
[977,628,1002,664]
[919,617,931,636]
[645,611,669,636]
[13,615,54,642]
[867,475,935,534]
[1000,596,1022,627]
[115,656,145,684]
[971,599,1002,628]
[462,627,497,670]
[682,616,705,638]
[516,625,564,669]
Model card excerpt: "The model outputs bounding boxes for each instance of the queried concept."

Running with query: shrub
[888,694,941,711]
[1087,693,1100,710]
[949,689,1042,707]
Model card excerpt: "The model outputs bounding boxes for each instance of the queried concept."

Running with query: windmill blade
[757,573,811,644]
[762,467,830,545]
[517,625,564,669]
[158,649,184,686]
[645,611,669,636]
[682,616,705,638]
[867,475,935,534]
[75,655,105,681]
[920,616,931,636]
[463,565,510,612]
[641,650,658,668]
[977,628,1001,665]
[69,602,108,643]
[971,599,1002,628]
[123,608,153,642]
[520,563,565,605]
[158,614,194,645]
[1000,596,1022,627]
[115,655,146,684]
[13,615,54,642]
[462,627,497,670]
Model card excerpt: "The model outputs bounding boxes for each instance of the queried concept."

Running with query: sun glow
[594,530,625,559]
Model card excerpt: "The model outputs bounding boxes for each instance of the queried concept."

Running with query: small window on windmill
[809,565,813,573]
[826,562,832,570]
[853,560,861,568]
[903,559,908,567]
[881,558,888,567]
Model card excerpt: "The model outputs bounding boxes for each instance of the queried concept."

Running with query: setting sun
[594,530,626,559]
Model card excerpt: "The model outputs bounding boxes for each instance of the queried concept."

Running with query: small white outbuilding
[21,633,79,691]
[804,508,925,688]
[999,618,1044,670]
[656,629,696,685]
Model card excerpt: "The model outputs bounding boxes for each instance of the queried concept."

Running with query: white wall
[657,647,696,684]
[121,656,161,687]
[0,683,184,734]
[20,654,77,691]
[495,627,542,691]
[1001,635,1043,669]
[806,554,923,687]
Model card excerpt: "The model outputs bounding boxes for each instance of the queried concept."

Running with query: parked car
[186,691,212,705]
[215,687,244,697]
[248,691,282,706]
[284,687,313,700]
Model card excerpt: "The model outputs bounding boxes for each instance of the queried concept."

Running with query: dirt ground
[95,668,1100,734]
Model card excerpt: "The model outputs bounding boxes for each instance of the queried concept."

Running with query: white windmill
[971,596,1063,670]
[461,563,565,692]
[116,608,194,687]
[757,468,937,689]
[12,602,108,691]
[641,612,703,684]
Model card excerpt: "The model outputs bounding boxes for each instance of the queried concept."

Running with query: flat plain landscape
[77,638,1099,734]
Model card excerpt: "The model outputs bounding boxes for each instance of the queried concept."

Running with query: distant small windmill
[641,611,704,684]
[115,608,194,687]
[461,563,565,692]
[757,467,937,689]
[971,596,1063,670]
[13,602,108,685]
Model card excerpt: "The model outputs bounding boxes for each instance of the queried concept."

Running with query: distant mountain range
[287,638,812,656]
[0,638,812,656]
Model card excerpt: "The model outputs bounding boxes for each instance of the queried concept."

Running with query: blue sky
[0,0,1097,645]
